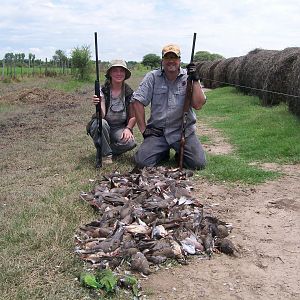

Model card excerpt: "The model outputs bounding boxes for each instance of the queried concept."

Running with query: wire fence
[200,77,300,100]
[1,61,72,81]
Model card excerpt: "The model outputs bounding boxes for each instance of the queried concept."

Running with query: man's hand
[186,63,200,81]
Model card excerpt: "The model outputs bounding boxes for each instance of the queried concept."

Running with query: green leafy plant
[79,270,140,298]
[80,272,101,289]
[96,269,118,293]
[121,275,139,297]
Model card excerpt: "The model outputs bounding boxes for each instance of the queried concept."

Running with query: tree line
[1,50,71,68]
[1,46,224,81]
[141,51,224,69]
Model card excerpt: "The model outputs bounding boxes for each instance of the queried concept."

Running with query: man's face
[162,52,180,72]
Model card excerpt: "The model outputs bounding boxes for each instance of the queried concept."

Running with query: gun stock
[179,32,197,170]
[94,32,102,168]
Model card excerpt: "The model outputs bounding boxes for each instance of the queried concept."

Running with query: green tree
[210,53,224,60]
[127,61,138,70]
[142,53,161,69]
[71,45,92,80]
[4,52,14,63]
[194,51,224,62]
[54,49,68,67]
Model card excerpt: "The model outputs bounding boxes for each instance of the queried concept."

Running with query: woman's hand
[93,94,102,106]
[121,127,133,142]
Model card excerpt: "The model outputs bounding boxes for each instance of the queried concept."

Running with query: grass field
[197,87,300,183]
[0,72,299,299]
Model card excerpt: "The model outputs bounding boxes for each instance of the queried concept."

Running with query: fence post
[45,58,48,76]
[13,58,16,79]
[1,59,4,80]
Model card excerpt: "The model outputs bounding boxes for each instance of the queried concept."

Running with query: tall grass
[195,86,299,183]
[201,87,300,163]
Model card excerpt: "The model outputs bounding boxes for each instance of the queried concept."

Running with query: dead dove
[131,252,151,275]
[215,238,238,256]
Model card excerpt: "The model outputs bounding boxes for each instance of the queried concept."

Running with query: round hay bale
[226,56,245,85]
[206,59,223,88]
[197,61,214,88]
[262,47,300,111]
[286,51,300,117]
[238,48,279,105]
[195,61,206,81]
[212,57,236,88]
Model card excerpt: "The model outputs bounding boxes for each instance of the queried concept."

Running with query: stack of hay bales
[212,57,236,88]
[195,60,222,88]
[195,47,300,117]
[196,61,214,87]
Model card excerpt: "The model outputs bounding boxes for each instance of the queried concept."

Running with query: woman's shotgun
[94,32,102,168]
[179,33,197,170]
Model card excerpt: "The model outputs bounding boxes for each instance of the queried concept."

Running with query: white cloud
[0,0,299,62]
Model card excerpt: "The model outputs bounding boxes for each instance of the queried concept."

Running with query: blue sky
[1,0,299,63]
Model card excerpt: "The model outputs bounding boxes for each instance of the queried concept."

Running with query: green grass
[195,86,300,183]
[201,87,300,163]
[45,76,94,92]
[196,154,279,184]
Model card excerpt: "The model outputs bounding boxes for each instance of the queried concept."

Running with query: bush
[71,45,92,81]
[45,70,57,77]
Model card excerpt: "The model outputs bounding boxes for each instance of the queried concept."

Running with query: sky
[1,0,299,63]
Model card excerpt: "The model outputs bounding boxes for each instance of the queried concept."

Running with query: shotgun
[179,32,197,170]
[94,32,102,168]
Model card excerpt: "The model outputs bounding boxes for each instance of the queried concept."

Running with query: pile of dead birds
[75,167,237,275]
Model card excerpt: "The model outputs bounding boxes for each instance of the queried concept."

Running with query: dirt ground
[1,84,299,300]
[142,162,300,300]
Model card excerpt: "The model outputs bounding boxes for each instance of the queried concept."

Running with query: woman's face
[109,67,126,83]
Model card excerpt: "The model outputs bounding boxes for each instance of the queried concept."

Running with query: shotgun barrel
[94,32,102,168]
[179,33,197,170]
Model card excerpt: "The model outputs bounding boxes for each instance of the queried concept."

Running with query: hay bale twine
[212,57,236,88]
[286,51,300,117]
[197,61,214,88]
[226,56,245,86]
[238,48,279,105]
